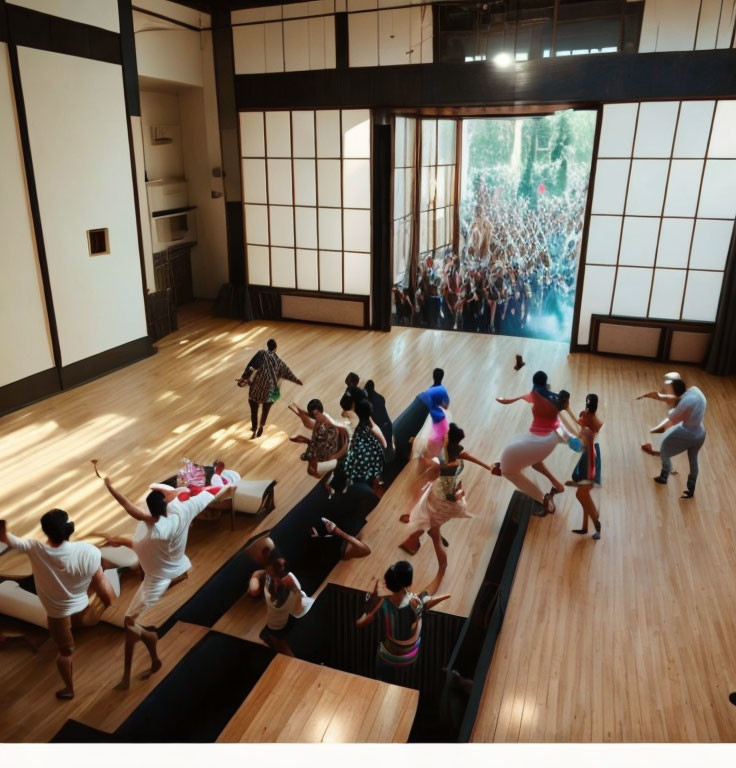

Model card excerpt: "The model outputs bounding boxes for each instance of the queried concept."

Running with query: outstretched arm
[422,560,448,597]
[495,395,527,405]
[279,361,302,386]
[459,451,493,471]
[103,477,154,524]
[637,391,678,403]
[0,520,8,546]
[288,403,315,430]
[356,579,384,628]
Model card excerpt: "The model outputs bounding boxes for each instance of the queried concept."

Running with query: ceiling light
[493,52,513,68]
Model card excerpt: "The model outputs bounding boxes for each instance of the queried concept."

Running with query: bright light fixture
[493,52,513,68]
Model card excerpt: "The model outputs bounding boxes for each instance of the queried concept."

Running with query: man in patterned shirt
[237,338,302,438]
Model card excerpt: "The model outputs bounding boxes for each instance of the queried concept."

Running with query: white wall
[18,47,147,366]
[10,0,120,32]
[131,115,156,290]
[0,44,55,386]
[134,11,204,87]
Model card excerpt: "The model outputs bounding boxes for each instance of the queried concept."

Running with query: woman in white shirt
[0,511,115,700]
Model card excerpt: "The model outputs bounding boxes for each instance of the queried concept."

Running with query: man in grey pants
[638,372,707,499]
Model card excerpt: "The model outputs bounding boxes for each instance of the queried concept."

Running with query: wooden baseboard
[0,367,60,417]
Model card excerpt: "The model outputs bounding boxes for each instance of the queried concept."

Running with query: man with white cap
[99,475,226,689]
[638,372,707,498]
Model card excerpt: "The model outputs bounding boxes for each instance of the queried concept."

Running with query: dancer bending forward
[399,424,493,563]
[495,370,580,515]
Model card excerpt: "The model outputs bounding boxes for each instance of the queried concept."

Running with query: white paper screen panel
[267,159,293,205]
[245,204,269,245]
[316,110,341,157]
[598,103,638,157]
[344,251,371,294]
[342,110,371,158]
[296,249,319,290]
[343,209,371,251]
[343,159,371,208]
[319,250,343,291]
[243,159,267,204]
[240,112,264,157]
[266,112,291,157]
[708,101,736,157]
[633,102,679,158]
[269,206,295,247]
[663,160,703,217]
[618,217,659,266]
[293,159,317,206]
[284,19,310,72]
[248,245,270,285]
[586,216,621,264]
[264,23,285,72]
[295,206,318,249]
[682,271,723,321]
[577,265,616,345]
[689,219,734,270]
[611,267,653,317]
[648,269,687,319]
[656,218,694,268]
[292,111,316,156]
[271,247,296,288]
[233,25,266,74]
[698,160,736,218]
[317,159,342,206]
[318,207,342,250]
[591,160,630,215]
[348,11,378,67]
[673,101,714,157]
[625,160,668,215]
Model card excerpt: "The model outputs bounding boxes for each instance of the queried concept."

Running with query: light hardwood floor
[1,303,736,742]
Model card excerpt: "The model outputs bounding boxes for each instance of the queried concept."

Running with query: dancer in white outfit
[99,473,226,689]
[495,371,580,515]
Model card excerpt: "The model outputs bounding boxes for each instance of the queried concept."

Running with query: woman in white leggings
[494,371,579,515]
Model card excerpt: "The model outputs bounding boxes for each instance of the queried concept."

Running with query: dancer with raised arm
[99,471,224,689]
[356,559,450,683]
[288,399,350,481]
[638,372,706,498]
[399,423,494,561]
[494,371,580,515]
[0,512,115,699]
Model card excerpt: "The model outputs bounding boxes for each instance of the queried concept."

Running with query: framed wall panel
[586,215,622,264]
[597,103,638,157]
[648,269,687,319]
[656,218,694,268]
[681,270,723,321]
[632,101,678,158]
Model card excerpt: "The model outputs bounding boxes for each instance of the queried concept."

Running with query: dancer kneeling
[288,399,349,482]
[100,473,223,689]
[399,423,493,560]
[494,370,580,515]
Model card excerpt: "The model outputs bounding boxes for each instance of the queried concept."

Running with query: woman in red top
[494,371,578,515]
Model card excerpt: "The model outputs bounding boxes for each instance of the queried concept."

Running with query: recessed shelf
[152,205,197,219]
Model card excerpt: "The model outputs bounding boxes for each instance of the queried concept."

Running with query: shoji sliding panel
[578,99,736,345]
[393,116,416,286]
[241,108,372,295]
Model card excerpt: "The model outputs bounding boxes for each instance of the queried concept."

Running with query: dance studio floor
[1,302,736,742]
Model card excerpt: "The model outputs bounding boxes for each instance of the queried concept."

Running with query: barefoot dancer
[99,473,223,689]
[399,424,494,561]
[0,513,115,700]
[288,399,350,480]
[494,371,580,515]
[564,394,603,539]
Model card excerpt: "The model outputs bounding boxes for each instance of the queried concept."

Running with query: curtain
[706,222,736,375]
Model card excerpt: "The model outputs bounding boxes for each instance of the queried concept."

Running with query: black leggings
[249,400,273,432]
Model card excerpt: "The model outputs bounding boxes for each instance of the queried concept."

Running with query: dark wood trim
[452,116,461,257]
[589,314,714,362]
[371,120,391,331]
[6,4,121,64]
[60,336,155,390]
[335,11,348,70]
[569,103,603,350]
[0,0,7,44]
[118,0,140,116]
[235,49,736,110]
[4,11,63,381]
[0,368,59,418]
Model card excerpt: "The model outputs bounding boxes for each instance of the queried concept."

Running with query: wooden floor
[217,654,418,743]
[1,302,736,742]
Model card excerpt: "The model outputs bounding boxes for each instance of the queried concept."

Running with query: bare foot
[491,462,502,476]
[399,540,420,556]
[114,679,130,691]
[399,513,410,524]
[55,687,74,700]
[139,658,162,680]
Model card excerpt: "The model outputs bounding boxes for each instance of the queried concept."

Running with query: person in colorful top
[237,338,303,439]
[493,370,580,515]
[288,398,350,480]
[563,393,603,539]
[399,423,495,561]
[356,559,450,683]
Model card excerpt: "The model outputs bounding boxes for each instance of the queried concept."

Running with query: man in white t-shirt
[100,475,222,689]
[639,371,707,499]
[0,510,116,699]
